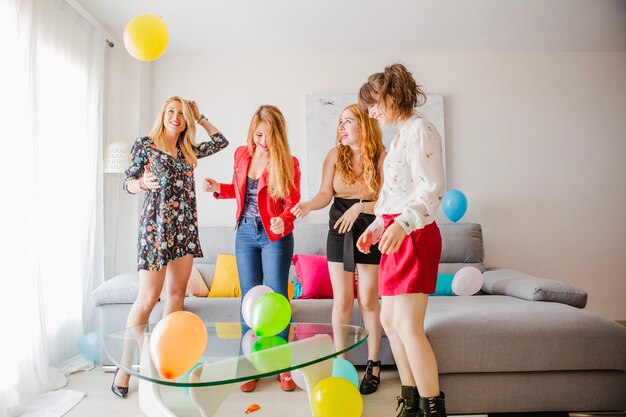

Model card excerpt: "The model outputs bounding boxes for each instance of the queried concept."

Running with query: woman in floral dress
[111,96,228,398]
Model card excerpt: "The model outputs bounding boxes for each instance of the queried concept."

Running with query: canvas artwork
[305,94,445,198]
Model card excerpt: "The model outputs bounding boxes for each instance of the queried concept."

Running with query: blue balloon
[77,331,100,363]
[331,357,359,388]
[441,190,468,222]
[176,359,207,393]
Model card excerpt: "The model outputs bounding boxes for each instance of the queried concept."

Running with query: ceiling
[75,0,626,53]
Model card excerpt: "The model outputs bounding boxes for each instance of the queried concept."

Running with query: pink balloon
[451,266,484,296]
[291,369,307,390]
[242,285,274,328]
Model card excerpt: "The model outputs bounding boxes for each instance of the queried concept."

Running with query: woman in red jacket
[203,104,301,392]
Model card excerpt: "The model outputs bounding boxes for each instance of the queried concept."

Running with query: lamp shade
[104,141,131,174]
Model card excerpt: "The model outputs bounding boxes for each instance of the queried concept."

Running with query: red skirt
[379,215,442,296]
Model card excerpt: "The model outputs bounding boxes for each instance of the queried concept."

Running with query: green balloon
[251,336,291,373]
[251,292,292,337]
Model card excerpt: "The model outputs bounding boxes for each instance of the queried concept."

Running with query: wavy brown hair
[335,104,384,199]
[246,105,295,200]
[358,63,426,121]
[148,96,199,166]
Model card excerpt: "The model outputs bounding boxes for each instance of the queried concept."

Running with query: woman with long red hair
[291,104,386,395]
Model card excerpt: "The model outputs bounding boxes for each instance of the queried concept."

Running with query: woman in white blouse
[356,64,447,417]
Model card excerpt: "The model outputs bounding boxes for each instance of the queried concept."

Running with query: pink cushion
[292,254,333,299]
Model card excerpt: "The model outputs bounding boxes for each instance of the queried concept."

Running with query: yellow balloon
[149,311,207,380]
[311,376,363,417]
[123,14,169,61]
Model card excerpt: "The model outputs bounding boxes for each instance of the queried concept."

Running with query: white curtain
[0,0,106,414]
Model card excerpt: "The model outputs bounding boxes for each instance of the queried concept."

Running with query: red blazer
[215,146,301,241]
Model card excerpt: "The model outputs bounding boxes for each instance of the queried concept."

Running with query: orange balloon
[288,280,295,301]
[149,311,207,379]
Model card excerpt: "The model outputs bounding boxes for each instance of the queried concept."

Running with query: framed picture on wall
[305,94,445,198]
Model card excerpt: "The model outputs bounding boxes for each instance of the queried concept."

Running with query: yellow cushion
[208,254,242,298]
[215,322,242,339]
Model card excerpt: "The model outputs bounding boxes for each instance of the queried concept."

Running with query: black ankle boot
[360,359,381,395]
[418,391,447,417]
[395,385,420,417]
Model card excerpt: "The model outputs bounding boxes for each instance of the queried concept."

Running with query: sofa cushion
[439,223,484,266]
[292,254,333,299]
[291,279,303,299]
[482,269,588,308]
[426,296,626,374]
[208,254,242,298]
[431,273,457,297]
[92,268,210,306]
[187,266,209,297]
[91,271,139,305]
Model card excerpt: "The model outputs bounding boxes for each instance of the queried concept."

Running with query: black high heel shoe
[111,368,129,399]
[360,359,381,395]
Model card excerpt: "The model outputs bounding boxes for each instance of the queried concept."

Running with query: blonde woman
[204,105,301,392]
[112,97,229,398]
[357,64,447,416]
[291,104,386,395]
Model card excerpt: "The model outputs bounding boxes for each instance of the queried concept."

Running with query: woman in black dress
[291,104,386,394]
[111,97,228,398]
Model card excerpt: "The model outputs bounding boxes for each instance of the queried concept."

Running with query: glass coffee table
[104,322,367,417]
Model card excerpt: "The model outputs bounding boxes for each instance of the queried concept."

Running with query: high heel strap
[365,359,381,379]
[359,359,381,395]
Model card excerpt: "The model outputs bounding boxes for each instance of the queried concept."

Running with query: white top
[368,115,446,242]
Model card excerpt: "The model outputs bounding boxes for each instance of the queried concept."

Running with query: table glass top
[104,322,368,387]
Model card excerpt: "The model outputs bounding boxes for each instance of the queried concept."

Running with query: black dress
[123,133,229,270]
[327,197,382,272]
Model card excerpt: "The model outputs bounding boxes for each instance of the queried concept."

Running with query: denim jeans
[236,216,294,340]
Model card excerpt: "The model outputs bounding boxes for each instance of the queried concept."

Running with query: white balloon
[241,329,258,362]
[291,369,307,390]
[241,285,274,327]
[451,266,484,296]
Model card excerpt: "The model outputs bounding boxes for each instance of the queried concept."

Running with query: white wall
[106,50,626,320]
[103,44,152,279]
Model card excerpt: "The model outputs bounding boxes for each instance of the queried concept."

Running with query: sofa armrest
[482,269,588,308]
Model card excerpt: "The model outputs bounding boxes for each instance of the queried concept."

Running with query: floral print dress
[123,133,229,270]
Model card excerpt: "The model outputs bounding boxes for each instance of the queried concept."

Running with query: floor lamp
[103,141,130,277]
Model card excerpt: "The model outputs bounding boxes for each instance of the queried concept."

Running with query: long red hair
[335,104,384,199]
[246,105,294,200]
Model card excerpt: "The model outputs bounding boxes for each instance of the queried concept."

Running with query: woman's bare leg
[393,293,440,397]
[356,263,382,378]
[380,296,415,386]
[162,254,193,317]
[328,261,355,356]
[114,267,166,387]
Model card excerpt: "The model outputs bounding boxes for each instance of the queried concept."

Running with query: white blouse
[368,115,446,242]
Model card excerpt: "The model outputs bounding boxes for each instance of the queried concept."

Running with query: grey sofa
[92,223,626,414]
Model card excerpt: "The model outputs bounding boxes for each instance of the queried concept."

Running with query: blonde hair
[335,104,384,199]
[358,63,426,121]
[246,105,295,200]
[148,96,198,166]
